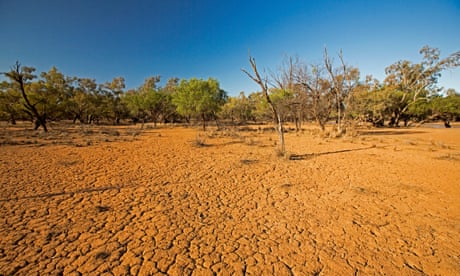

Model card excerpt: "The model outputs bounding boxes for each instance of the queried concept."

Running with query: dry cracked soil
[0,122,459,275]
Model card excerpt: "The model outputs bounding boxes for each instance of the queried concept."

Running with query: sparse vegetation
[1,46,457,143]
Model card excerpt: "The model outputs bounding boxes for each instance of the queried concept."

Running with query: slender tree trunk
[318,119,326,131]
[276,113,285,153]
[295,116,300,132]
[9,114,16,125]
[202,113,206,131]
[336,97,342,133]
[242,56,285,154]
[214,114,220,130]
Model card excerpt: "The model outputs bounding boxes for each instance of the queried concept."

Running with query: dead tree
[324,48,359,133]
[242,56,285,154]
[273,56,304,131]
[296,63,334,131]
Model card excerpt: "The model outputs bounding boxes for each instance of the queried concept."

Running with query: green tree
[3,62,49,131]
[0,80,23,124]
[122,76,177,127]
[173,77,227,131]
[220,92,254,124]
[248,91,271,122]
[269,88,296,124]
[161,77,179,123]
[384,46,460,126]
[431,92,460,122]
[347,76,388,126]
[101,77,127,124]
[39,66,75,121]
[141,76,173,127]
[75,78,100,124]
[122,89,148,125]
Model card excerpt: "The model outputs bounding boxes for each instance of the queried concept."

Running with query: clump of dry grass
[429,139,451,150]
[274,148,285,158]
[126,129,142,137]
[436,153,458,161]
[192,133,208,147]
[244,137,258,146]
[100,128,120,136]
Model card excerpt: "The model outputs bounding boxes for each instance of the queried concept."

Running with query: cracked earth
[1,124,459,275]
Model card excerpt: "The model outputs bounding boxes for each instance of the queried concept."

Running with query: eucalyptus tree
[3,62,49,131]
[384,46,460,126]
[101,77,126,124]
[430,91,460,123]
[39,66,76,121]
[122,89,147,125]
[74,78,100,123]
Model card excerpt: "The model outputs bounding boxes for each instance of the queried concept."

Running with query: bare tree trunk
[242,56,285,154]
[318,119,326,131]
[9,114,16,125]
[276,113,285,153]
[202,113,206,131]
[8,62,48,132]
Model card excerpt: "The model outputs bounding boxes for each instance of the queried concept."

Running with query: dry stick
[242,56,285,154]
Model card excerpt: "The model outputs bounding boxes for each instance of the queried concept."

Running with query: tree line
[1,46,459,133]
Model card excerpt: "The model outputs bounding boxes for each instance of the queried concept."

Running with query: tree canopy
[1,46,459,131]
[173,78,227,130]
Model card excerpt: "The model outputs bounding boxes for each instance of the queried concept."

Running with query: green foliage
[248,92,271,121]
[122,77,176,126]
[0,81,23,123]
[220,92,255,123]
[173,77,227,129]
[122,90,147,119]
[1,46,458,130]
[100,77,128,123]
[383,46,460,126]
[431,93,460,120]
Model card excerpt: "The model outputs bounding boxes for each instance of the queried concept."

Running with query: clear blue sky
[1,0,459,96]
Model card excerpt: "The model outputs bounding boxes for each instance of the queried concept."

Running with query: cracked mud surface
[1,125,459,275]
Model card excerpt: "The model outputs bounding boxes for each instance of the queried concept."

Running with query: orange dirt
[0,122,459,275]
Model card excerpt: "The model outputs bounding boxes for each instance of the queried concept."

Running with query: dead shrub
[100,129,120,136]
[192,134,208,147]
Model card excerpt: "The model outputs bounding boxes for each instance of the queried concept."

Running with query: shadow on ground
[289,145,376,160]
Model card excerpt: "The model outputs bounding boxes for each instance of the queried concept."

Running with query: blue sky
[1,0,459,96]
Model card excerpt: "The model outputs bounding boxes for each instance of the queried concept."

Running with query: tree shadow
[0,185,133,202]
[358,130,426,136]
[289,145,376,160]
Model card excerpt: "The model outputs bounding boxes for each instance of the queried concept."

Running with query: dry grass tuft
[192,133,208,147]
